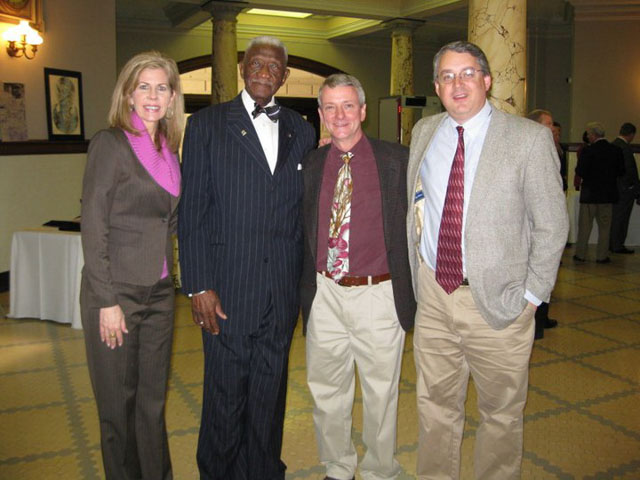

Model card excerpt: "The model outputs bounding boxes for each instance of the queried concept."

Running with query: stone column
[202,2,244,105]
[468,0,527,115]
[387,19,421,145]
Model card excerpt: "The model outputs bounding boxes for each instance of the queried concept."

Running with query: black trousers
[81,276,175,480]
[197,299,294,480]
[610,188,636,250]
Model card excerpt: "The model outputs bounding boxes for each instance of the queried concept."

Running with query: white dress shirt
[241,89,279,174]
[419,100,540,305]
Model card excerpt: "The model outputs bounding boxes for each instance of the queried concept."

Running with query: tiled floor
[0,246,639,479]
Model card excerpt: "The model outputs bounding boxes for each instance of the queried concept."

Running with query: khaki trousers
[307,273,406,480]
[414,263,534,480]
[575,203,612,260]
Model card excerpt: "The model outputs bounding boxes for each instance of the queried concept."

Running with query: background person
[80,51,184,480]
[574,122,625,263]
[610,122,638,254]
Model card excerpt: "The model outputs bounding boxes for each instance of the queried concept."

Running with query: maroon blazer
[300,137,416,331]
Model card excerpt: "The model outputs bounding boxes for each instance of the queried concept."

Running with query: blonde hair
[108,51,185,152]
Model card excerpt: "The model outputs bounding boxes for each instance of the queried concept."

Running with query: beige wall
[116,27,433,138]
[571,19,640,142]
[0,0,116,272]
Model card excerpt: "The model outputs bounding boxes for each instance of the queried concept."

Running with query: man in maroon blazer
[300,74,415,480]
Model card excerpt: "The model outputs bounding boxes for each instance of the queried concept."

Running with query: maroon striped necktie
[436,125,465,294]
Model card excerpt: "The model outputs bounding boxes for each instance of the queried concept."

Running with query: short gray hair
[586,122,605,138]
[246,36,288,65]
[526,109,552,123]
[433,41,491,83]
[318,74,366,107]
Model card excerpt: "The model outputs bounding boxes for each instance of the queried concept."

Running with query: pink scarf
[124,112,180,197]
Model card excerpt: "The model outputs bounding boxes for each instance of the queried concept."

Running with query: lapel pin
[241,129,247,136]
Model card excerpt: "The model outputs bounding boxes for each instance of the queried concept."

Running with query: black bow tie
[252,103,281,123]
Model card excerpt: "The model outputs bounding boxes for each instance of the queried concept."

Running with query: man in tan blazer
[407,41,568,479]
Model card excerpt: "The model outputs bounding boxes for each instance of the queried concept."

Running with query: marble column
[388,20,420,145]
[202,3,243,105]
[468,0,527,115]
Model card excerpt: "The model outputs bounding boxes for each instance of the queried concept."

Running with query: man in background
[610,122,638,254]
[574,122,624,263]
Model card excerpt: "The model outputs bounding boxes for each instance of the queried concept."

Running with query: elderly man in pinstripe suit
[178,36,315,480]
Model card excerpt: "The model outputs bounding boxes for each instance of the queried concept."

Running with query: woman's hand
[99,305,128,349]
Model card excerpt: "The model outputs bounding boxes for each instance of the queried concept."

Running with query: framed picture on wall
[44,68,85,141]
[0,0,43,30]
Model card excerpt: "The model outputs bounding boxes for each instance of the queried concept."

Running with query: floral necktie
[327,152,353,281]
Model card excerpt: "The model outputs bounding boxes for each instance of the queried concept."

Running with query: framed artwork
[0,0,43,30]
[44,68,85,141]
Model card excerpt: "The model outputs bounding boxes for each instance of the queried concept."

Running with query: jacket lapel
[465,107,505,232]
[370,137,398,249]
[226,95,272,177]
[304,147,329,267]
[274,108,295,175]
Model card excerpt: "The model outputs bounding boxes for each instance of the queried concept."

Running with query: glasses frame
[437,67,484,85]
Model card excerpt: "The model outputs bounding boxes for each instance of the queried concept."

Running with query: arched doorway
[178,54,344,140]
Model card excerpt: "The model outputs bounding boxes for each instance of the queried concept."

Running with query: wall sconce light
[3,20,43,60]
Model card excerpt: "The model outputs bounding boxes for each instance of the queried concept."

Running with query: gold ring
[109,333,116,338]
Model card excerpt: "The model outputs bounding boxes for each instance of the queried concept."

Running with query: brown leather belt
[320,271,391,287]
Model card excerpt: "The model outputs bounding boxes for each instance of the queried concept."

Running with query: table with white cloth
[567,192,640,246]
[9,228,84,329]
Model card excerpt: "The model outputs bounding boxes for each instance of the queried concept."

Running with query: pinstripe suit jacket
[300,137,416,332]
[81,128,179,307]
[178,94,316,335]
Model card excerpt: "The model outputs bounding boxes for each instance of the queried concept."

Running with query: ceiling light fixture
[246,8,311,19]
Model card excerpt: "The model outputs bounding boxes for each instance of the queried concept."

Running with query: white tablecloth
[568,192,640,246]
[9,228,83,329]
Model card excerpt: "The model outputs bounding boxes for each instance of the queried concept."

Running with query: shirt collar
[241,89,277,117]
[446,100,492,133]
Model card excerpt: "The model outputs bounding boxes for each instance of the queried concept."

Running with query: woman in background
[80,51,184,480]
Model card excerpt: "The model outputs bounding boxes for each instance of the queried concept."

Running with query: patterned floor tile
[0,406,74,459]
[535,326,620,357]
[579,347,640,384]
[579,293,640,316]
[525,411,640,479]
[578,317,640,344]
[529,362,631,403]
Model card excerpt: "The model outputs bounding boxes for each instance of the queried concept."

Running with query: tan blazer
[81,128,179,307]
[407,107,569,329]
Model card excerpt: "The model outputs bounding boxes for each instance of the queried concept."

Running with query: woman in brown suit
[80,51,184,480]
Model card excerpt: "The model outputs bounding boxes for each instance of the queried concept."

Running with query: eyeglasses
[437,67,483,85]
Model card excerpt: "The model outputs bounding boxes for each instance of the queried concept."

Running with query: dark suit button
[263,257,269,263]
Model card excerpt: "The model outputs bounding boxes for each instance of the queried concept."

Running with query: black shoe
[596,257,611,264]
[573,255,586,262]
[544,318,558,329]
[613,247,634,254]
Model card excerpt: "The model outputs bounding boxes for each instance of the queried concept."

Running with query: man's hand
[99,304,128,349]
[191,290,227,335]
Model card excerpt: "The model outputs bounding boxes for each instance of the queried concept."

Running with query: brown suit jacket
[81,128,179,307]
[300,137,416,331]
